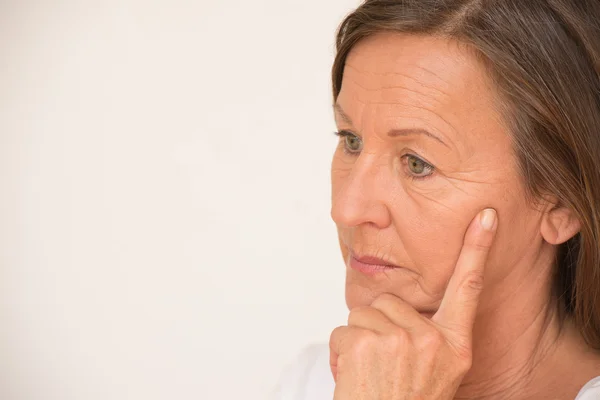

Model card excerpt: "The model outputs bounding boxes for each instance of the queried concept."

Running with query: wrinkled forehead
[338,33,504,149]
[341,33,484,102]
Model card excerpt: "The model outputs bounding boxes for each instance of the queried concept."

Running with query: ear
[540,203,581,245]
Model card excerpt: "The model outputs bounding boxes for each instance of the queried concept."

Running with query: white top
[271,343,600,400]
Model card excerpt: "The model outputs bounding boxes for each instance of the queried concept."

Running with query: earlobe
[540,205,581,245]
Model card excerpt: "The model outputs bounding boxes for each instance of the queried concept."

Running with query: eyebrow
[333,103,450,149]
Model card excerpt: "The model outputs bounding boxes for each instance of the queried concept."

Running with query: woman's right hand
[329,208,498,400]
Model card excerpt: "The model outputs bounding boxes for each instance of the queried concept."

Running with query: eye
[345,135,362,153]
[334,130,363,154]
[403,154,434,179]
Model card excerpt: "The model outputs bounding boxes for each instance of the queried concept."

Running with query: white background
[0,1,359,398]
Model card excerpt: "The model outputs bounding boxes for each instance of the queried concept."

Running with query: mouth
[348,252,401,276]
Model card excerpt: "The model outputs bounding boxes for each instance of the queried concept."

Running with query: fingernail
[480,208,497,231]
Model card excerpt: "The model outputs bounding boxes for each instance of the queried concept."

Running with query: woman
[274,1,600,398]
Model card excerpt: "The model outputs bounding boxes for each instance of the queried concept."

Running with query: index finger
[432,208,498,339]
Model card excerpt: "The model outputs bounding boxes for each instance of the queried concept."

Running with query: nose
[330,156,393,229]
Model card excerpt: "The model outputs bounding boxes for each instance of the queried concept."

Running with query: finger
[433,208,498,338]
[329,326,347,382]
[329,325,366,382]
[347,305,396,333]
[369,292,429,331]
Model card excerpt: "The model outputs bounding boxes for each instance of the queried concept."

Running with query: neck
[454,245,599,399]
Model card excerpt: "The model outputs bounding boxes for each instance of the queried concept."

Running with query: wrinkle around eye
[332,147,356,167]
[398,172,476,215]
[406,188,459,215]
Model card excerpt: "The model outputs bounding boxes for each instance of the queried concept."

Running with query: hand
[329,208,498,400]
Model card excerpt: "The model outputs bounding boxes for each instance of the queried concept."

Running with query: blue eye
[334,130,362,154]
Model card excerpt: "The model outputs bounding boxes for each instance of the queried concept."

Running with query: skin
[330,33,600,399]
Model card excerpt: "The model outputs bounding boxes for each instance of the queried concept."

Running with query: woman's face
[332,33,547,313]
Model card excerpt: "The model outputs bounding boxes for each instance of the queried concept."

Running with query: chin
[345,281,379,310]
[344,271,441,315]
[346,281,399,310]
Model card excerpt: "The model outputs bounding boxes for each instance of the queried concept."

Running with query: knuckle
[452,341,474,372]
[329,326,344,345]
[330,325,344,338]
[383,328,410,352]
[464,236,493,252]
[418,329,444,351]
[462,271,485,292]
[457,352,474,373]
[414,332,444,358]
[352,330,378,355]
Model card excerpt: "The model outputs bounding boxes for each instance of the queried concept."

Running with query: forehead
[338,33,504,149]
[342,33,487,103]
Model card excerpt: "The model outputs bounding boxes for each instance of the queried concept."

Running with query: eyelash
[333,130,435,181]
[334,130,361,156]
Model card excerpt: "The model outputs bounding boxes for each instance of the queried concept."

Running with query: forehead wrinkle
[342,75,447,111]
[345,63,452,102]
[345,60,453,84]
[415,63,453,87]
[342,95,460,151]
[379,84,447,109]
[340,75,463,151]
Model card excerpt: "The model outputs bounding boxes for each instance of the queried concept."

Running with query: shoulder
[576,376,600,400]
[271,343,334,400]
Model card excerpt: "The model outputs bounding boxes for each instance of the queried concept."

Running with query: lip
[349,253,400,276]
[347,251,436,316]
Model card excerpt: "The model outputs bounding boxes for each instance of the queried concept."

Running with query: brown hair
[331,0,600,348]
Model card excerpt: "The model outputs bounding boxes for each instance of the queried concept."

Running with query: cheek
[397,174,539,295]
[330,151,351,193]
[483,190,543,284]
[392,194,474,296]
[394,174,514,294]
